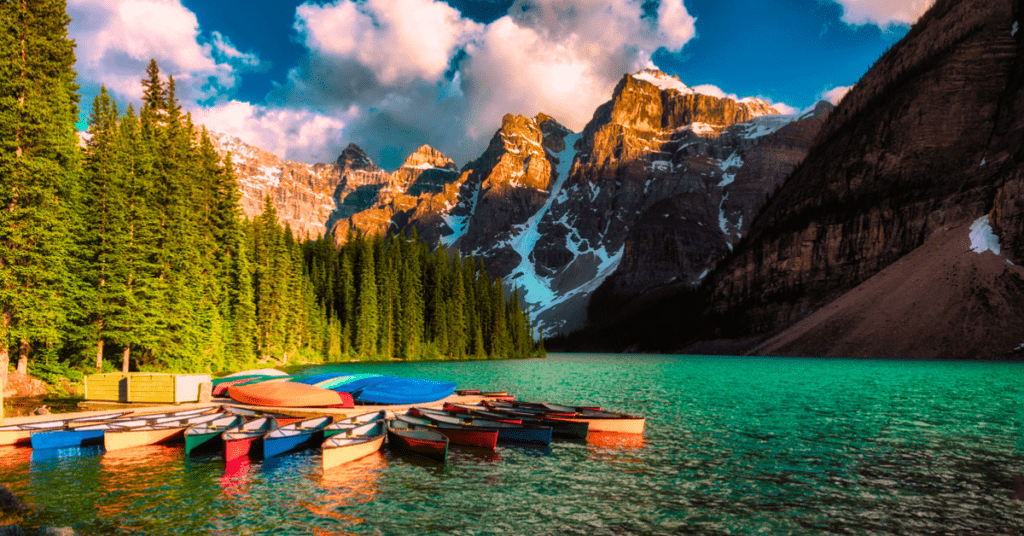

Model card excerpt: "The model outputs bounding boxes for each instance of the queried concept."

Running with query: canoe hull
[322,435,385,470]
[185,431,223,456]
[31,429,105,450]
[263,430,324,459]
[228,382,354,408]
[547,416,645,435]
[225,436,261,461]
[387,427,447,462]
[0,431,31,447]
[104,427,186,451]
[427,426,497,450]
[495,426,553,445]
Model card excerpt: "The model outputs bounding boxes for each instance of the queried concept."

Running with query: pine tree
[354,237,378,358]
[80,86,129,371]
[0,0,81,388]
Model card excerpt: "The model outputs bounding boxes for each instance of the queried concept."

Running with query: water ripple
[1,355,1022,535]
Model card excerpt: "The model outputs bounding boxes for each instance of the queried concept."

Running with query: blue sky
[68,0,928,169]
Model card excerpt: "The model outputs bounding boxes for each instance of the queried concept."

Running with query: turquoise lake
[1,354,1023,535]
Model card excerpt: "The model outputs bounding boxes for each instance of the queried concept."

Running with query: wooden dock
[0,394,490,426]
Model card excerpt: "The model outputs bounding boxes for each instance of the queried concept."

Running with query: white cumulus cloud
[295,0,483,86]
[770,102,799,115]
[830,0,935,27]
[458,0,698,134]
[692,84,738,100]
[821,85,854,105]
[191,101,359,164]
[67,0,258,103]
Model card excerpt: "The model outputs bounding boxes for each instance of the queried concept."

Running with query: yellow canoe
[321,421,386,470]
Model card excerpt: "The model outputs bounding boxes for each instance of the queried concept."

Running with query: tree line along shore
[1,1,543,408]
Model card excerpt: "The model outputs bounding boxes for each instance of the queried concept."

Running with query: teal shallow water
[2,354,1023,535]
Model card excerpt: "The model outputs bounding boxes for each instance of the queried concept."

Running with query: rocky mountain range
[210,69,832,337]
[567,0,1024,360]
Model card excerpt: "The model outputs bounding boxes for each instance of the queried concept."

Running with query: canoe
[185,414,246,455]
[442,403,523,423]
[412,408,552,446]
[223,416,278,461]
[227,382,354,408]
[213,375,291,396]
[546,412,646,435]
[321,421,386,470]
[30,407,221,450]
[323,410,387,438]
[220,368,289,379]
[104,412,226,451]
[0,411,132,447]
[325,374,456,405]
[395,413,498,450]
[471,404,590,438]
[386,419,448,462]
[350,377,456,405]
[484,401,644,434]
[262,416,333,459]
[482,400,576,417]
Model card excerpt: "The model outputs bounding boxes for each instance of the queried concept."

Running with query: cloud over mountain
[830,0,934,27]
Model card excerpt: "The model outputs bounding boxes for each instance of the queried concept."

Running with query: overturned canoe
[321,421,386,470]
[227,382,354,408]
[262,416,333,459]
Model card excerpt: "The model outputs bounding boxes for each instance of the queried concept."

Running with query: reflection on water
[0,355,1021,535]
[221,456,252,496]
[311,451,384,530]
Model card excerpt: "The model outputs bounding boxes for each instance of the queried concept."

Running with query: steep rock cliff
[701,0,1024,358]
[209,132,341,240]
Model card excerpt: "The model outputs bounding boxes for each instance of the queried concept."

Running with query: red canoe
[228,382,354,408]
[395,413,498,450]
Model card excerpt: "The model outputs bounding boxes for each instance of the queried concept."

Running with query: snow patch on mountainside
[738,115,797,139]
[502,132,606,334]
[440,184,480,248]
[969,216,1001,254]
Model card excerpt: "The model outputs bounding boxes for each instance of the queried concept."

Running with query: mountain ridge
[208,69,832,337]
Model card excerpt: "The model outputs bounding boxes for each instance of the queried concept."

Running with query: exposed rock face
[209,132,342,240]
[210,69,830,338]
[2,372,48,399]
[751,223,1024,359]
[701,0,1024,358]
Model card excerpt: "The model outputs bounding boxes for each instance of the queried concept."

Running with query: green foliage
[0,3,544,390]
[302,231,541,361]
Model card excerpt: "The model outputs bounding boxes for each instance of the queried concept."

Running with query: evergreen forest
[0,1,543,397]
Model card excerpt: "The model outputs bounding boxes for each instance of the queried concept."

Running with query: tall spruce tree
[0,0,81,398]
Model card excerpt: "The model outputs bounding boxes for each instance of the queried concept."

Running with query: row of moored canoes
[0,400,645,470]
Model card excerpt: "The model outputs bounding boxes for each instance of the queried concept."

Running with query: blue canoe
[262,416,333,458]
[31,407,218,450]
[292,373,456,404]
[351,377,456,405]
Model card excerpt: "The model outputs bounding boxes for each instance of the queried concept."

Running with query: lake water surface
[1,354,1022,535]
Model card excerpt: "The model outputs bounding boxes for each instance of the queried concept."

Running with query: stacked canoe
[218,371,457,408]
